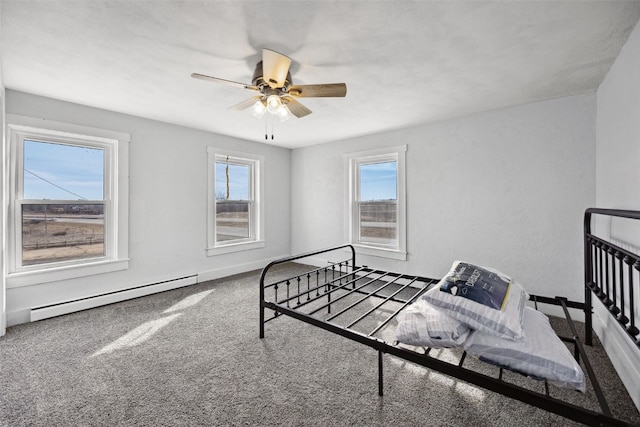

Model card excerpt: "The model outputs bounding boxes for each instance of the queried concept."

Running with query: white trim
[352,244,407,261]
[0,87,5,336]
[6,114,131,143]
[345,145,407,159]
[206,147,265,256]
[7,309,29,327]
[206,240,265,256]
[592,299,640,411]
[344,145,407,261]
[5,115,129,284]
[5,254,288,327]
[6,258,129,288]
[197,253,286,282]
[30,275,197,322]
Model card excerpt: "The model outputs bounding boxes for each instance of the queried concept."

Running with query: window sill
[352,244,407,261]
[207,240,265,256]
[7,258,130,288]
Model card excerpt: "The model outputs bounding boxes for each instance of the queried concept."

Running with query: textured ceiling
[2,1,640,148]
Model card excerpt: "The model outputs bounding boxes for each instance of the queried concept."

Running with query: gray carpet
[1,263,639,426]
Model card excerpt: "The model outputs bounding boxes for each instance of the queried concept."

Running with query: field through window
[22,204,104,265]
[215,200,250,242]
[358,201,397,244]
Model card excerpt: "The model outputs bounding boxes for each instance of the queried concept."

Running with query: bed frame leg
[378,350,384,396]
[259,302,265,339]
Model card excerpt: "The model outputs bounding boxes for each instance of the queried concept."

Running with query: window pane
[216,200,250,242]
[215,161,249,200]
[358,160,398,245]
[358,201,397,244]
[24,140,105,201]
[22,204,105,266]
[359,161,397,202]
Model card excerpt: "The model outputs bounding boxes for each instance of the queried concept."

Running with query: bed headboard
[584,208,640,348]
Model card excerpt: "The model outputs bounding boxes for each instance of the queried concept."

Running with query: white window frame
[6,115,129,288]
[207,147,264,256]
[345,145,407,261]
[1,89,6,337]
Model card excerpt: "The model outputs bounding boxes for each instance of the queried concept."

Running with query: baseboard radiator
[30,275,198,322]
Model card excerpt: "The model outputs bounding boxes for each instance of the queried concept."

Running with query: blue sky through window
[215,162,249,200]
[360,161,397,201]
[23,140,104,200]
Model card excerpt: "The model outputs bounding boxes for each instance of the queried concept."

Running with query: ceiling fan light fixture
[277,104,292,122]
[266,94,282,114]
[192,48,347,127]
[251,99,267,119]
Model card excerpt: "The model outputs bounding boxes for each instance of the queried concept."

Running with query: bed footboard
[584,208,640,348]
[259,244,357,338]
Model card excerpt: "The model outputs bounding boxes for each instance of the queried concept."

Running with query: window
[21,140,105,266]
[346,145,406,260]
[207,148,264,255]
[7,115,129,286]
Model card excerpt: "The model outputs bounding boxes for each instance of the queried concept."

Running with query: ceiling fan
[191,48,347,121]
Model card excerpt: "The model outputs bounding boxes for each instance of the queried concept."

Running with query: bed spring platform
[259,209,640,426]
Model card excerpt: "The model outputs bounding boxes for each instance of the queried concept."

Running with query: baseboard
[30,275,198,322]
[197,254,289,283]
[291,253,356,269]
[7,256,289,328]
[592,300,640,412]
[7,308,30,327]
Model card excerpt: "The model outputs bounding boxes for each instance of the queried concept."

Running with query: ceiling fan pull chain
[265,118,268,140]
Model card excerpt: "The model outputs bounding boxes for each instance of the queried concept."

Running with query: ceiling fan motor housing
[252,61,291,93]
[191,48,346,120]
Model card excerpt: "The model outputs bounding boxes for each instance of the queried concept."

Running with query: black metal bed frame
[259,209,640,426]
[584,208,640,350]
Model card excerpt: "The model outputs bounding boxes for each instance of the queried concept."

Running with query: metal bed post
[378,350,384,396]
[328,264,335,314]
[584,209,594,345]
[630,261,640,338]
[260,272,266,339]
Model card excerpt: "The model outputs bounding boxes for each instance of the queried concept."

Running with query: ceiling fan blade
[262,49,292,89]
[288,83,347,98]
[282,97,312,118]
[191,73,258,91]
[229,95,264,111]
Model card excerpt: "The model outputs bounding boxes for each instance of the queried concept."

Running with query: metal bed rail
[259,244,631,426]
[584,208,640,348]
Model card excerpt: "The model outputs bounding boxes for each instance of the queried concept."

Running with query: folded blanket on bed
[395,299,470,348]
[464,306,586,391]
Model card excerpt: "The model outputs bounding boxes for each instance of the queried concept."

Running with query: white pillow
[395,299,470,348]
[464,307,586,391]
[421,261,528,340]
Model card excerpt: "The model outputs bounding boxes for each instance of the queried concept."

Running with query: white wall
[595,18,640,410]
[597,23,640,209]
[0,90,4,337]
[0,0,5,335]
[4,90,291,325]
[292,93,596,303]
